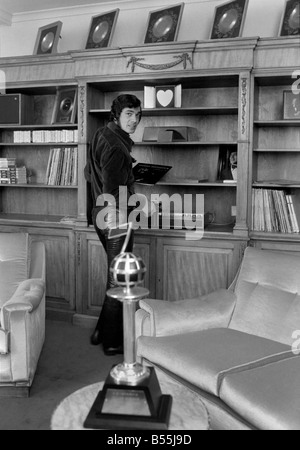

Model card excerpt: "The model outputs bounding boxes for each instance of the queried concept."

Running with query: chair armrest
[137,289,237,337]
[0,279,45,330]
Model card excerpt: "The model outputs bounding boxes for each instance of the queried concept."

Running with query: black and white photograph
[0,0,299,434]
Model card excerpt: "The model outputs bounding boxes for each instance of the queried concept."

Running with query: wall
[0,0,292,58]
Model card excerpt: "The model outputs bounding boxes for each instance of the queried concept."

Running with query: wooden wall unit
[249,37,300,251]
[0,37,298,323]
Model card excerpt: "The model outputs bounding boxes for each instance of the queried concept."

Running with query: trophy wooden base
[83,367,172,430]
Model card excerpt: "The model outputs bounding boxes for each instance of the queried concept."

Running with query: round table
[51,368,210,430]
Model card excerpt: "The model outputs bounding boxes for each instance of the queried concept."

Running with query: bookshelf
[251,72,300,242]
[87,75,240,234]
[0,85,79,225]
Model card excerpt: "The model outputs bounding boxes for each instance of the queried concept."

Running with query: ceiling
[0,0,119,15]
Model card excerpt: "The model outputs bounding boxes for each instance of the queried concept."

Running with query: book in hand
[133,163,172,185]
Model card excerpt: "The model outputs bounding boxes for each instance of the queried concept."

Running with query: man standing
[84,94,142,355]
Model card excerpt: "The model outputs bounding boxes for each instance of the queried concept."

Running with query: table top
[51,367,210,431]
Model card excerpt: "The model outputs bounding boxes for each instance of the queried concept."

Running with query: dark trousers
[92,208,134,348]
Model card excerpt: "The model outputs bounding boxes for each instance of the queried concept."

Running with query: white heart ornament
[157,89,174,107]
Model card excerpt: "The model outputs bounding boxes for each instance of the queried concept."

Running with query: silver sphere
[110,252,146,290]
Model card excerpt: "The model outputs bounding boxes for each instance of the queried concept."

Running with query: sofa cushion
[230,282,300,346]
[230,248,300,345]
[220,356,300,430]
[0,233,30,308]
[137,328,292,396]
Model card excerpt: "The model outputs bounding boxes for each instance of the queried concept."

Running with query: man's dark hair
[110,94,142,122]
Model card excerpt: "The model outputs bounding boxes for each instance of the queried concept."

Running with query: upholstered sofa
[136,247,300,430]
[0,233,46,397]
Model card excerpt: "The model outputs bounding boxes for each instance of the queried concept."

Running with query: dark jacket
[84,121,136,217]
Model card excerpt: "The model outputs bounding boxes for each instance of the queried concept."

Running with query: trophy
[84,225,172,430]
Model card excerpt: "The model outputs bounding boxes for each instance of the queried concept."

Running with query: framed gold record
[210,0,249,39]
[52,87,78,125]
[86,9,119,49]
[33,21,62,55]
[279,0,300,36]
[144,3,184,44]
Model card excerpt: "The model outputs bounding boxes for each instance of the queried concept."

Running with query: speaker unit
[0,94,33,125]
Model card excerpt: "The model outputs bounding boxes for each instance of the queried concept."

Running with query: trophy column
[84,252,172,430]
[108,286,151,384]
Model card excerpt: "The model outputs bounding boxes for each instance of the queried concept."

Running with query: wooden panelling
[76,231,107,316]
[156,237,244,301]
[0,225,76,314]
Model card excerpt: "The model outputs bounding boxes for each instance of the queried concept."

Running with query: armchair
[136,247,300,430]
[0,233,46,397]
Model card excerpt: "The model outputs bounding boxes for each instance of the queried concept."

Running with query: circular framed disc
[152,15,174,38]
[218,8,239,34]
[59,97,73,116]
[41,32,55,52]
[288,5,300,29]
[92,21,109,44]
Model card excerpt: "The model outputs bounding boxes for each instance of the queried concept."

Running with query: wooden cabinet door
[76,231,157,317]
[156,237,246,301]
[76,231,107,317]
[30,230,76,316]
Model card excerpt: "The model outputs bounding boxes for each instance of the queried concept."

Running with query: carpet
[0,320,123,430]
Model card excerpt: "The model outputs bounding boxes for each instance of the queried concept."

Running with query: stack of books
[45,147,78,186]
[0,158,27,184]
[0,158,16,184]
[16,167,27,184]
[252,188,299,233]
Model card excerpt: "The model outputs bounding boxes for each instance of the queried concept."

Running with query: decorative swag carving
[127,53,193,73]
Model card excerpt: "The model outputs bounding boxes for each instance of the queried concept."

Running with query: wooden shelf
[0,183,77,189]
[0,142,78,147]
[251,231,300,241]
[0,124,78,130]
[253,182,300,188]
[135,141,237,147]
[156,181,237,187]
[254,148,300,153]
[254,120,300,127]
[89,107,238,116]
[0,213,76,227]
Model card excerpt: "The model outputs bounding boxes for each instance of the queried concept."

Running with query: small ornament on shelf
[217,146,238,183]
[144,84,182,109]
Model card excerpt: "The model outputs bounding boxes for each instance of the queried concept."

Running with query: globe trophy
[84,227,172,430]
